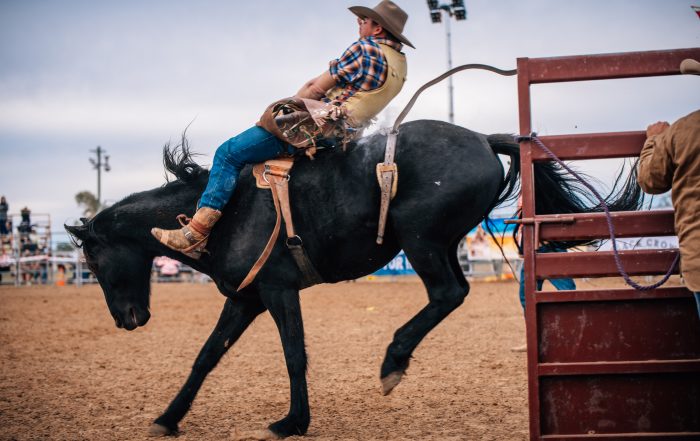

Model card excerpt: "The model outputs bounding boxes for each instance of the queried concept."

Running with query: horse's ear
[65,224,89,241]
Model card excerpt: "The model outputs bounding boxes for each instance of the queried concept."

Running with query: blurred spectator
[154,256,180,281]
[0,196,8,239]
[0,248,11,284]
[468,225,491,259]
[56,264,67,286]
[20,250,40,285]
[18,206,32,238]
[20,236,37,253]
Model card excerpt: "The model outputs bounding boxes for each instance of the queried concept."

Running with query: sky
[1,0,699,245]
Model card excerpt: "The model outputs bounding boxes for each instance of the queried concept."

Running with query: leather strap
[390,64,517,133]
[376,130,398,244]
[237,178,283,291]
[274,177,323,288]
[238,159,322,291]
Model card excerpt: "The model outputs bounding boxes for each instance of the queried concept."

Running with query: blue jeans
[199,126,294,210]
[518,245,576,310]
[694,292,700,320]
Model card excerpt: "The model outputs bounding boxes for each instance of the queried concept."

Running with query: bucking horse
[65,120,640,439]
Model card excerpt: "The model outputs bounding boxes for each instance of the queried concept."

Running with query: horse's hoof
[380,371,404,395]
[231,428,281,440]
[148,423,176,437]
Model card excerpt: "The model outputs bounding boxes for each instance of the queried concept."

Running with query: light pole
[89,146,111,207]
[427,0,467,124]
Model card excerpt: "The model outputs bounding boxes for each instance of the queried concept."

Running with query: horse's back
[386,120,504,243]
[289,120,504,281]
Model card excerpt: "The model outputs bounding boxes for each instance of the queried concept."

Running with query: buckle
[286,235,303,249]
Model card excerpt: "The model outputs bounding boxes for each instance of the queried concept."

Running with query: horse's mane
[163,133,208,184]
[67,133,209,253]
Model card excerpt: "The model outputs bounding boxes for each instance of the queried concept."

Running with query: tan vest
[325,43,407,128]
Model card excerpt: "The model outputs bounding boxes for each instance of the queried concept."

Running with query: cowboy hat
[680,58,700,75]
[349,0,415,49]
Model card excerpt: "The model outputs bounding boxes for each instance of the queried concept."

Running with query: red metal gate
[517,48,700,440]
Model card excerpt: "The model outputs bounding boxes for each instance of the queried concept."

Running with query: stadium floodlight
[427,1,468,124]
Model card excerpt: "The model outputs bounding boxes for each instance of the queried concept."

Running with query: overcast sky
[1,0,698,241]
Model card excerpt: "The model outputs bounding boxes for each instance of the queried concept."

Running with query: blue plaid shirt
[328,37,404,103]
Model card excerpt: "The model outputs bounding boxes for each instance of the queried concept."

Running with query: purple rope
[523,134,680,291]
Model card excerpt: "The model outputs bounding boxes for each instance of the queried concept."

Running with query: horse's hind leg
[380,240,469,395]
[150,295,266,436]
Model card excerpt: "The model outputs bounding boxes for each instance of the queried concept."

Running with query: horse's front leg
[150,295,266,436]
[253,285,309,439]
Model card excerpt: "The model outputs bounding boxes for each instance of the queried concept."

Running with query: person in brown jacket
[637,103,700,318]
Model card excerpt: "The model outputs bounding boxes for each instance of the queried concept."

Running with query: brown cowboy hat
[349,0,415,49]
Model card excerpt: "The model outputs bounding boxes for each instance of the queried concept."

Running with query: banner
[372,217,519,276]
[373,250,416,276]
[598,236,678,251]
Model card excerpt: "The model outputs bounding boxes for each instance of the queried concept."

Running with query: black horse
[65,120,639,439]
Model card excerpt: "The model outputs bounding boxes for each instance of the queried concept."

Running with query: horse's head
[63,138,210,330]
[66,217,152,331]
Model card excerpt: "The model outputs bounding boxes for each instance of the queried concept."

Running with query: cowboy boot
[151,207,222,259]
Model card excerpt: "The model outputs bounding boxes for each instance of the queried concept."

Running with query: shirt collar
[365,36,403,53]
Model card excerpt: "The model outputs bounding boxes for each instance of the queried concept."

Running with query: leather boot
[151,207,222,259]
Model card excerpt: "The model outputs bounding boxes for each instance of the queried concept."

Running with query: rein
[516,133,680,290]
[376,64,518,244]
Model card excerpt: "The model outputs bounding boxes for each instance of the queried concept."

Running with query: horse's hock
[517,47,700,440]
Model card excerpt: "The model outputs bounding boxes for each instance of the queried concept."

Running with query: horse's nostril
[129,307,137,325]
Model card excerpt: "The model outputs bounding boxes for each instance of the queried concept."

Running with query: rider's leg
[151,126,292,257]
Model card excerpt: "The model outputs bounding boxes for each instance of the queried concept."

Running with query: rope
[519,133,680,291]
[392,64,517,132]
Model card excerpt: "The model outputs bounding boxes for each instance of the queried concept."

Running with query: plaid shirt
[328,37,404,103]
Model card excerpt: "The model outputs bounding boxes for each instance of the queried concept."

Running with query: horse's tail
[486,134,643,248]
[485,134,521,212]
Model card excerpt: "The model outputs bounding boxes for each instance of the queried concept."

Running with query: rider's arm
[295,71,336,100]
[637,121,674,194]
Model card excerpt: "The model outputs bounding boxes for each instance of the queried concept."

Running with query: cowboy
[637,58,700,318]
[152,0,413,258]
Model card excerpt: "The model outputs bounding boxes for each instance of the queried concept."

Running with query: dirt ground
[0,279,533,441]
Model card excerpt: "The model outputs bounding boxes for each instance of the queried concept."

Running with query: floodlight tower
[89,146,111,207]
[427,0,467,124]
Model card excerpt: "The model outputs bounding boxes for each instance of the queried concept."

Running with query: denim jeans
[518,244,576,310]
[199,126,294,210]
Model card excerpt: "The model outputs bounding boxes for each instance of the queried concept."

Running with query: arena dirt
[0,279,533,440]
